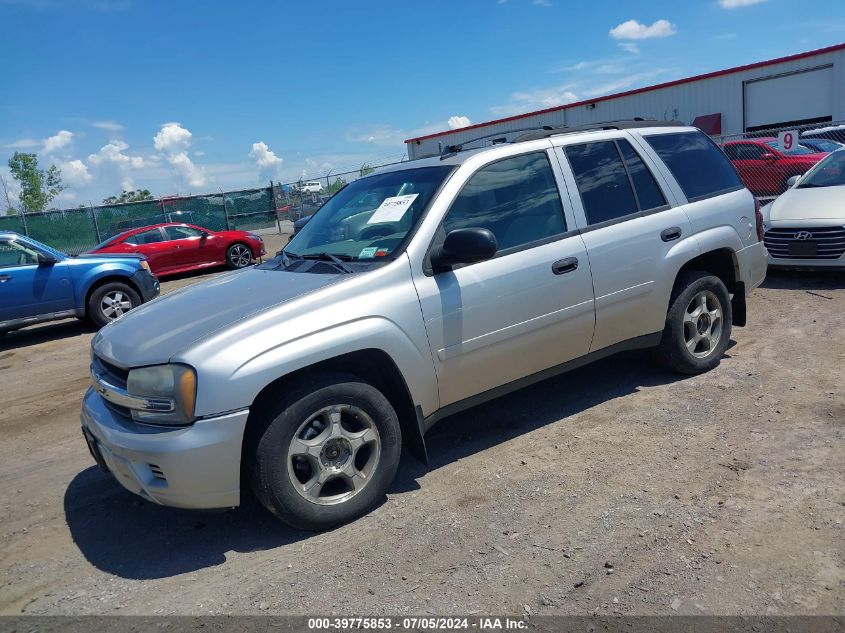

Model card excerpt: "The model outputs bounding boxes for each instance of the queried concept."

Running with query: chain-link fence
[714,120,844,202]
[0,159,406,255]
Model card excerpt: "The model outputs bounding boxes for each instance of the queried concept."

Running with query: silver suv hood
[92,266,347,367]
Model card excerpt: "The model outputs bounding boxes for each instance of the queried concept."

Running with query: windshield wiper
[301,252,355,274]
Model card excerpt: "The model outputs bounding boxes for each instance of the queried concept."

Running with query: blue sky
[1,0,844,206]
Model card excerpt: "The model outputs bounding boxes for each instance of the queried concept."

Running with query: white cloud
[153,122,192,153]
[91,120,124,131]
[491,85,578,116]
[249,141,284,181]
[59,159,92,187]
[153,122,207,188]
[532,0,552,6]
[87,140,151,192]
[448,116,472,130]
[609,19,676,40]
[4,138,41,149]
[619,42,640,54]
[88,140,148,169]
[718,0,766,7]
[43,130,74,154]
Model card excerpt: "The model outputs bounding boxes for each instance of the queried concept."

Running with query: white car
[298,180,324,193]
[762,149,845,269]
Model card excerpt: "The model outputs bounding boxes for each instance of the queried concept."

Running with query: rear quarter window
[645,131,742,202]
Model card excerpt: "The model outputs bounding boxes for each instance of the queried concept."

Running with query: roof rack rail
[439,125,558,159]
[511,118,684,143]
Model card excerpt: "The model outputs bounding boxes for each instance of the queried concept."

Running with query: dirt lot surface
[1,238,842,616]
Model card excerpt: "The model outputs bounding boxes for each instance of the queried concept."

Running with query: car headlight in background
[127,363,196,425]
[246,232,263,241]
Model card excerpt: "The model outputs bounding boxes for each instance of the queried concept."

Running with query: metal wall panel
[407,48,845,159]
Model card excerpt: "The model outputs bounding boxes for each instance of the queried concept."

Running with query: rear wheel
[246,372,402,530]
[654,271,732,375]
[87,282,141,327]
[226,243,253,269]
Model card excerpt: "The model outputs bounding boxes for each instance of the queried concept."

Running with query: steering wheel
[358,225,395,241]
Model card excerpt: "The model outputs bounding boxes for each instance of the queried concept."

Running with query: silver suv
[81,121,767,530]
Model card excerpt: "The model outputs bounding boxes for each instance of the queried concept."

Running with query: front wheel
[654,271,732,375]
[226,243,253,269]
[246,372,402,530]
[87,282,141,327]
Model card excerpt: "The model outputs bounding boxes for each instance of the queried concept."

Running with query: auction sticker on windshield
[367,194,418,224]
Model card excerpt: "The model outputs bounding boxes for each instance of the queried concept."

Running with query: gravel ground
[0,245,842,616]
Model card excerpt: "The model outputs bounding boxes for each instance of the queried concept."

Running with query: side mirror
[200,231,210,238]
[37,253,58,266]
[430,227,498,271]
[761,152,778,161]
[786,174,803,187]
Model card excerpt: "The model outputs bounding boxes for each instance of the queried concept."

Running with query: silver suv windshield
[285,166,453,262]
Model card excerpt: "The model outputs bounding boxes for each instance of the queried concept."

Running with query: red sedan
[87,223,265,277]
[722,138,827,196]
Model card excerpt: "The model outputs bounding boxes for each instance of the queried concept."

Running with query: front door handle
[661,227,682,242]
[552,257,578,275]
[0,274,11,283]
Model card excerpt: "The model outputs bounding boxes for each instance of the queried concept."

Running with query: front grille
[92,354,132,418]
[93,355,129,389]
[764,226,845,259]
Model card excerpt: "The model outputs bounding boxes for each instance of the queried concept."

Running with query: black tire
[226,242,254,269]
[86,282,141,328]
[654,271,732,375]
[245,372,402,530]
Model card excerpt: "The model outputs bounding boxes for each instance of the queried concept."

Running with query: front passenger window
[443,152,566,252]
[0,239,39,268]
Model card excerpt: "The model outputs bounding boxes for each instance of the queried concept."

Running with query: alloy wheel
[101,290,132,320]
[287,404,381,506]
[683,290,723,358]
[229,245,252,268]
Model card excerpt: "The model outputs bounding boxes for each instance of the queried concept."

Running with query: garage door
[744,66,832,130]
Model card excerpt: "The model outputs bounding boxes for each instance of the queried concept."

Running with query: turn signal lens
[140,260,151,272]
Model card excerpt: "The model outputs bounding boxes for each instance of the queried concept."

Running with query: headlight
[247,232,263,241]
[127,363,196,425]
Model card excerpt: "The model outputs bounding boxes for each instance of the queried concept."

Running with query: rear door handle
[661,227,682,242]
[0,274,10,283]
[552,257,578,275]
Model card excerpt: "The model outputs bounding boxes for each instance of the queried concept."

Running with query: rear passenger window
[127,229,163,245]
[443,152,566,252]
[617,139,667,211]
[645,131,742,202]
[564,141,637,225]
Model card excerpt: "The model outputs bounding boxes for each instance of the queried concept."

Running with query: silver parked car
[81,121,767,530]
[762,148,845,269]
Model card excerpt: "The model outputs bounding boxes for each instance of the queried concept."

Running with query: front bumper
[130,269,160,302]
[80,387,248,509]
[767,253,845,270]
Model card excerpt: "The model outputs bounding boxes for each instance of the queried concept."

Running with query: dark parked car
[798,138,844,154]
[801,124,845,146]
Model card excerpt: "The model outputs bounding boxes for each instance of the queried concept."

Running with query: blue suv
[0,231,159,335]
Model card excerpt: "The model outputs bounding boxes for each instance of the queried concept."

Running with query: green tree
[325,177,346,195]
[359,163,374,177]
[102,189,154,205]
[7,152,65,213]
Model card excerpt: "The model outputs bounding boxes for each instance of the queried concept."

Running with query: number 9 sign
[778,130,798,152]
